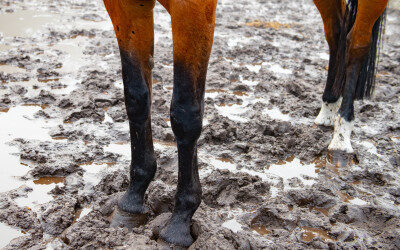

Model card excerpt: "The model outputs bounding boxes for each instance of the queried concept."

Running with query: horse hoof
[110,207,148,229]
[117,191,148,214]
[160,221,194,247]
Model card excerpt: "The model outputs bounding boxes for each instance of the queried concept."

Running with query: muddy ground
[0,0,399,249]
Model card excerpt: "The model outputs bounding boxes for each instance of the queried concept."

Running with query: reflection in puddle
[0,223,25,249]
[313,151,359,175]
[22,103,49,109]
[251,223,271,236]
[245,20,291,30]
[153,139,176,147]
[205,88,226,98]
[216,157,234,164]
[0,106,55,193]
[233,91,248,97]
[51,136,68,140]
[301,226,334,242]
[33,177,65,185]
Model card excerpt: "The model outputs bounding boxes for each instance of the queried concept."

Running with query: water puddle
[0,10,57,37]
[0,223,25,249]
[0,105,55,193]
[221,219,242,233]
[51,36,87,73]
[301,226,334,242]
[21,103,49,109]
[0,64,27,74]
[263,62,292,75]
[337,191,367,205]
[74,206,92,222]
[246,64,262,73]
[262,107,291,121]
[79,163,110,195]
[214,102,249,123]
[33,176,65,185]
[15,179,64,210]
[251,223,272,236]
[209,156,317,187]
[268,157,317,186]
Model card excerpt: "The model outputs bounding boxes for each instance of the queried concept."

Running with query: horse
[102,0,388,247]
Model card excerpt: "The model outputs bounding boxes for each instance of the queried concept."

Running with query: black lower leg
[323,47,341,103]
[160,63,204,247]
[338,63,359,121]
[118,49,156,214]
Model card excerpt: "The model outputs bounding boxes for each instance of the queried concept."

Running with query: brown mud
[0,0,400,249]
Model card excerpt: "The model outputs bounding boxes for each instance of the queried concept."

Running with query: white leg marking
[328,115,354,153]
[314,98,342,126]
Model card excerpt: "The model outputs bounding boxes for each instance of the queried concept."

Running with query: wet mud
[1,0,400,249]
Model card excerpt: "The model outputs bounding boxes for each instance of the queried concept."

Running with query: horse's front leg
[159,0,217,247]
[103,0,156,214]
[313,0,345,126]
[329,0,388,153]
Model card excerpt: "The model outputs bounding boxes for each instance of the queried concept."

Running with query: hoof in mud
[327,150,359,167]
[110,207,148,229]
[117,191,148,214]
[160,221,194,247]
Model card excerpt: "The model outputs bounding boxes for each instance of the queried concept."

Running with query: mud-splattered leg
[313,0,345,126]
[329,0,388,153]
[159,0,217,247]
[103,0,156,214]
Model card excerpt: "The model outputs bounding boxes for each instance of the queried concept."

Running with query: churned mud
[1,0,400,249]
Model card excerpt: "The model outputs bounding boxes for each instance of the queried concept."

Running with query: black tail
[332,0,386,100]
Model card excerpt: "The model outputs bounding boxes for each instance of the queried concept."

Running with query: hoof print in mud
[110,207,148,229]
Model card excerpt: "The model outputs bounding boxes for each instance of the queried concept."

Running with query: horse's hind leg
[314,0,345,126]
[329,0,388,153]
[103,0,157,214]
[159,0,217,247]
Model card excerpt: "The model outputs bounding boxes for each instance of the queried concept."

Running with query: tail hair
[332,0,386,100]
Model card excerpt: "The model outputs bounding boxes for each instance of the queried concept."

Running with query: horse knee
[170,101,203,145]
[120,51,150,125]
[125,86,150,126]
